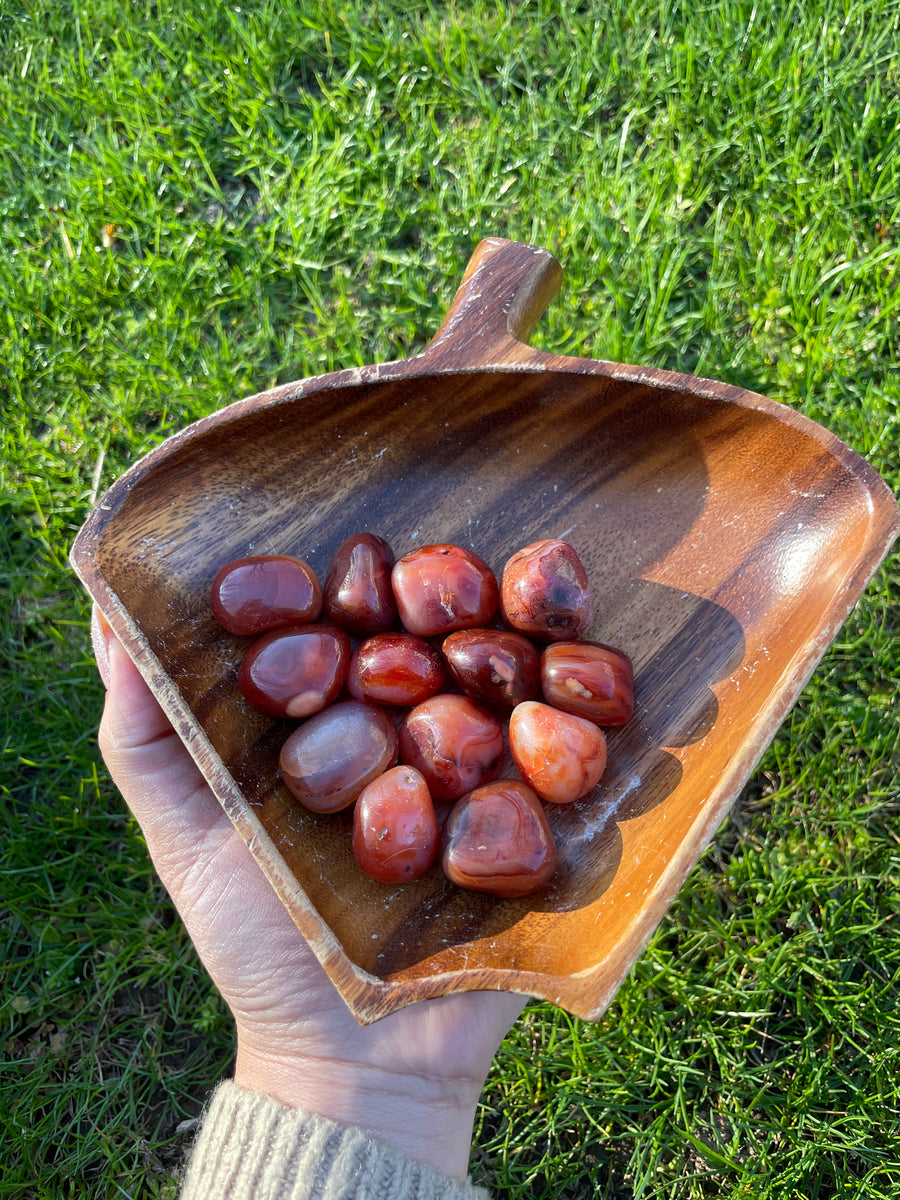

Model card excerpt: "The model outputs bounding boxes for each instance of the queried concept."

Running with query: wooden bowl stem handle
[417,238,563,369]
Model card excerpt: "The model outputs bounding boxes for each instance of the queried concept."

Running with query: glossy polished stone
[280,701,398,813]
[442,779,557,897]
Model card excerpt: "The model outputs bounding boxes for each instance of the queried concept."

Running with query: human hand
[93,609,525,1181]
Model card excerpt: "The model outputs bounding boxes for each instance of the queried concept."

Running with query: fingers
[96,616,230,860]
[92,613,310,984]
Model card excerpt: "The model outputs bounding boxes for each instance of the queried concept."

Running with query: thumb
[96,618,230,863]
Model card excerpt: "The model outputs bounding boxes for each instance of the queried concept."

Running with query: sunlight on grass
[2,0,898,1194]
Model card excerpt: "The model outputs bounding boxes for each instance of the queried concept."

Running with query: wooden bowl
[71,238,900,1024]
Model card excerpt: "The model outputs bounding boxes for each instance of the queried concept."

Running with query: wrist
[233,1039,483,1181]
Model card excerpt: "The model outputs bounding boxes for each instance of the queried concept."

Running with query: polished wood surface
[71,239,900,1023]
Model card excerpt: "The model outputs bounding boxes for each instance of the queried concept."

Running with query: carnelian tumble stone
[238,623,350,719]
[541,641,635,726]
[280,701,399,814]
[352,765,439,883]
[508,700,607,804]
[391,544,499,637]
[441,628,540,708]
[211,555,322,635]
[442,779,557,898]
[399,693,504,801]
[323,533,397,635]
[348,632,445,707]
[500,538,593,642]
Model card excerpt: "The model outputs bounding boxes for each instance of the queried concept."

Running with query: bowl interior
[83,364,886,1012]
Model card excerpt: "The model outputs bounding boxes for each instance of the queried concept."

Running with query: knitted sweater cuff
[179,1081,491,1200]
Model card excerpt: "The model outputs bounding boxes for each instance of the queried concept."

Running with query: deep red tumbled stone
[540,641,634,726]
[238,623,350,719]
[323,533,397,635]
[398,694,504,800]
[348,633,445,707]
[441,628,540,708]
[211,555,322,635]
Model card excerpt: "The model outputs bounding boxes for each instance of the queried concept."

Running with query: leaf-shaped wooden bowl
[71,238,899,1024]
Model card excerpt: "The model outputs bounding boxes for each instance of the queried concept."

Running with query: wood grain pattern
[71,238,900,1023]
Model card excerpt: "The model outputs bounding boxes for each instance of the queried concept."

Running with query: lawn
[2,0,898,1196]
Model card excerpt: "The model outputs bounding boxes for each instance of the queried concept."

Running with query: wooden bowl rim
[70,238,900,1023]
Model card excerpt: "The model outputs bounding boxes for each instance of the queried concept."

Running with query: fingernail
[91,605,113,689]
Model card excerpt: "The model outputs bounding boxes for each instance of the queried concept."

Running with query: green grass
[2,0,898,1195]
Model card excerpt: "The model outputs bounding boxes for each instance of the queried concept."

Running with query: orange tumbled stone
[508,700,607,804]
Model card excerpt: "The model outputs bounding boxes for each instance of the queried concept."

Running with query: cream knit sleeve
[179,1081,492,1200]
